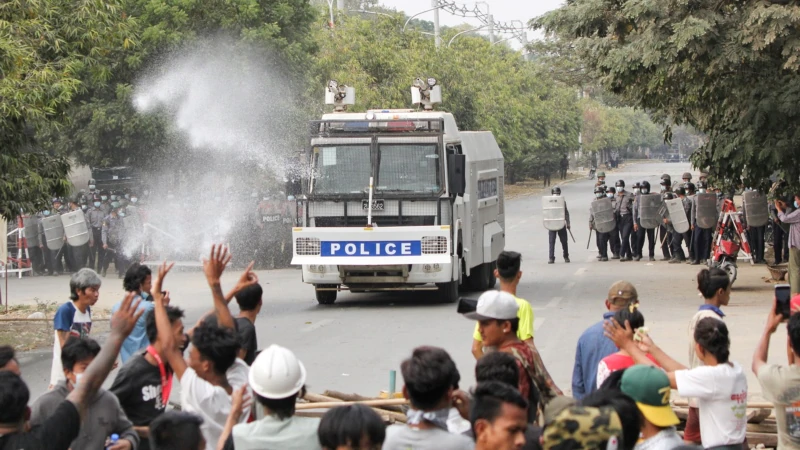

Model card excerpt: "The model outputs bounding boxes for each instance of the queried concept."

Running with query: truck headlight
[423,264,442,273]
[421,236,448,254]
[308,265,327,273]
[296,237,321,255]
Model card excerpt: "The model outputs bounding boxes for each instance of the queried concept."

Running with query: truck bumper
[301,263,453,285]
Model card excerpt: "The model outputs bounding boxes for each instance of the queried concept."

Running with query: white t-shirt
[675,362,748,448]
[180,359,252,450]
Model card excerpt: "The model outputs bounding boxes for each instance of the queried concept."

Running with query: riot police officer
[630,182,641,258]
[614,180,635,261]
[49,198,72,273]
[596,171,606,188]
[66,199,92,270]
[606,186,621,259]
[690,180,713,264]
[589,185,610,261]
[101,206,126,277]
[660,174,672,193]
[660,192,687,263]
[679,184,695,262]
[633,181,657,261]
[86,195,105,271]
[548,187,571,264]
[99,190,112,215]
[743,188,767,264]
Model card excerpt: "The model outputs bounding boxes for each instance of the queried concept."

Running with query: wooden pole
[300,393,407,423]
[323,390,404,413]
[672,399,774,410]
[296,398,408,410]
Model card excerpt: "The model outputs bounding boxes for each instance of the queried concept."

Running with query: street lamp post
[447,25,486,47]
[403,2,445,48]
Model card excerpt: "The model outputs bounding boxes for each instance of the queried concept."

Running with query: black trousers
[69,244,89,270]
[90,228,104,271]
[635,222,656,257]
[609,224,621,256]
[659,224,672,258]
[671,228,686,260]
[619,214,634,258]
[549,228,569,260]
[101,241,128,275]
[774,222,790,263]
[693,227,712,261]
[683,231,694,260]
[748,226,765,262]
[52,244,68,273]
[28,246,44,274]
[630,221,640,256]
[596,231,609,258]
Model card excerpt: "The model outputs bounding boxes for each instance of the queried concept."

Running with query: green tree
[533,0,800,186]
[0,0,135,219]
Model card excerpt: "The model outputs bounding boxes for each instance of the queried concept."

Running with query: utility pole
[432,0,441,48]
[488,14,495,44]
[337,0,344,10]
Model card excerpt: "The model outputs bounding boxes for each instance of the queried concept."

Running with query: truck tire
[468,262,495,291]
[315,285,338,305]
[437,280,459,303]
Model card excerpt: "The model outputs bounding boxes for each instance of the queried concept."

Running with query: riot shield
[639,194,663,229]
[695,193,718,229]
[23,217,40,248]
[743,191,768,227]
[42,215,65,251]
[61,210,90,247]
[542,195,566,231]
[666,199,690,234]
[591,198,616,233]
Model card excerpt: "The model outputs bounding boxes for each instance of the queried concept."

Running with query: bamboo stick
[300,393,407,423]
[672,399,774,409]
[296,398,409,410]
[323,390,405,413]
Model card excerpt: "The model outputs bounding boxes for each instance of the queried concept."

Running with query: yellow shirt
[473,296,534,342]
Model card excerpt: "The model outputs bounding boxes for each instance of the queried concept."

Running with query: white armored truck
[292,79,505,304]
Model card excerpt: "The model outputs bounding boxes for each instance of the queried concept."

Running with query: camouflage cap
[544,396,577,426]
[543,406,622,450]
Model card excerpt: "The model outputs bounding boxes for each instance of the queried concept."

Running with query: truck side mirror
[447,153,466,197]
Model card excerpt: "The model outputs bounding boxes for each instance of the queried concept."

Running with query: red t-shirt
[596,353,659,388]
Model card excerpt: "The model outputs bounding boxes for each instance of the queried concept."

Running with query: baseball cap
[542,406,622,450]
[620,365,680,427]
[543,395,576,426]
[460,290,518,321]
[607,281,638,305]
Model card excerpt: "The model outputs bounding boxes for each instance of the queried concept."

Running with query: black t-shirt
[110,352,168,450]
[204,316,257,365]
[0,401,80,450]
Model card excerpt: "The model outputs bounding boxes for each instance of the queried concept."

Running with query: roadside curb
[505,173,587,200]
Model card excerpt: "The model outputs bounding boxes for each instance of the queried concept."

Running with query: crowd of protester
[1,248,799,450]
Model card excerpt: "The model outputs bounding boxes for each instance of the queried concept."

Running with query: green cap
[620,365,680,428]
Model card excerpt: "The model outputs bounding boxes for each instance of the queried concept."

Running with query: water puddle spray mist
[129,38,301,264]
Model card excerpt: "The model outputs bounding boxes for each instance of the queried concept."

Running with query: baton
[586,230,593,249]
[567,227,576,243]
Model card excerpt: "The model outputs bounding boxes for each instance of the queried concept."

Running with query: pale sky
[374,0,565,46]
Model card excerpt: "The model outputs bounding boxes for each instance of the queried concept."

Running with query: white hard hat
[249,344,307,399]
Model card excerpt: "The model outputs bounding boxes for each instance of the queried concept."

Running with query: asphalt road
[11,161,787,403]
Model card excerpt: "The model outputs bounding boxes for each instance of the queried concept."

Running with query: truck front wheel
[315,285,338,305]
[437,280,459,303]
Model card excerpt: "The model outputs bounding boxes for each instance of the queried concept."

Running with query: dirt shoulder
[0,303,111,351]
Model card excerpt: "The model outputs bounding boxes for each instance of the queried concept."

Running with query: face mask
[110,195,118,201]
[101,196,108,201]
[81,205,88,211]
[93,202,100,207]
[72,372,83,388]
[43,210,51,216]
[124,194,130,199]
[89,185,96,190]
[698,189,706,193]
[111,201,120,208]
[596,193,604,199]
[795,201,799,209]
[660,186,666,192]
[130,198,138,203]
[606,193,614,198]
[119,212,126,218]
[633,188,640,194]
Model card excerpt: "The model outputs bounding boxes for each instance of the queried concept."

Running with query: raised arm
[604,318,687,371]
[203,245,236,330]
[752,305,784,374]
[152,262,188,380]
[66,292,142,420]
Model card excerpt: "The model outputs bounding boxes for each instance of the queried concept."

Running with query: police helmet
[659,178,670,186]
[682,172,692,180]
[663,192,676,200]
[696,180,708,190]
[684,182,696,192]
[607,186,617,194]
[675,187,686,196]
[660,174,671,181]
[594,185,606,195]
[597,171,606,177]
[633,182,641,189]
[641,181,651,193]
[52,197,62,205]
[615,180,625,188]
[551,187,562,195]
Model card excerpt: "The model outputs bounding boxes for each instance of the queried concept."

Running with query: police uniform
[607,192,621,259]
[689,190,713,264]
[86,204,105,271]
[770,200,791,264]
[743,192,766,264]
[589,201,609,261]
[615,188,635,261]
[632,191,656,261]
[66,204,93,270]
[680,192,695,262]
[548,200,571,264]
[101,212,126,277]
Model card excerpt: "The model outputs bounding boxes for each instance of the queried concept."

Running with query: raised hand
[203,244,232,286]
[152,261,175,306]
[111,291,144,339]
[232,261,259,295]
[603,318,634,348]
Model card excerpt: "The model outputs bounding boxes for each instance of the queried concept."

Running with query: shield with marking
[666,199,690,234]
[639,194,663,229]
[695,193,718,229]
[591,197,616,233]
[743,191,768,227]
[23,217,40,248]
[542,195,566,231]
[61,210,90,247]
[43,215,65,251]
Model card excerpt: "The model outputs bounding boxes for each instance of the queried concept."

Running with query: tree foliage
[533,0,800,186]
[0,0,135,220]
